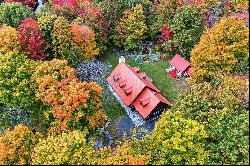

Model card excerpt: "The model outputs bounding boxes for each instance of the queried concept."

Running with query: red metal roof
[186,66,192,76]
[133,88,172,118]
[107,62,172,118]
[133,88,160,118]
[107,62,147,106]
[155,93,173,106]
[169,54,190,72]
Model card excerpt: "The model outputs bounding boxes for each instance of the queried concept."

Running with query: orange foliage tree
[71,23,99,60]
[0,125,43,165]
[34,60,107,133]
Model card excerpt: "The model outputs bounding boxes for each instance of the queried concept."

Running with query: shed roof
[169,54,190,72]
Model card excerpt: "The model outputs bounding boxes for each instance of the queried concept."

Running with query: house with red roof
[167,54,192,78]
[107,60,172,121]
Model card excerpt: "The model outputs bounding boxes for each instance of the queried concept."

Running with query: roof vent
[124,86,133,95]
[119,79,127,88]
[140,97,150,107]
[113,73,121,82]
[132,67,140,73]
[139,73,147,79]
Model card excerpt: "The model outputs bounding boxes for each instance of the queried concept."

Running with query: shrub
[0,51,39,111]
[4,0,37,10]
[35,65,107,133]
[0,124,43,165]
[0,25,20,54]
[0,2,36,28]
[32,130,95,165]
[162,7,204,59]
[156,24,172,45]
[134,111,209,165]
[19,18,48,60]
[113,4,147,51]
[190,17,249,83]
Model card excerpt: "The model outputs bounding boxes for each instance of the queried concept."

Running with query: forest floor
[99,52,190,145]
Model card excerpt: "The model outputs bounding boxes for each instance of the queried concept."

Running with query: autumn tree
[132,111,209,165]
[38,13,57,44]
[113,4,147,51]
[191,17,249,83]
[52,0,78,20]
[4,0,37,10]
[96,140,148,165]
[71,23,99,60]
[0,125,43,165]
[52,16,72,59]
[52,16,84,66]
[19,18,48,60]
[147,0,182,40]
[31,130,96,165]
[34,60,107,133]
[163,7,205,59]
[206,107,249,165]
[76,1,109,52]
[0,51,39,111]
[0,3,36,28]
[171,75,249,164]
[0,25,20,54]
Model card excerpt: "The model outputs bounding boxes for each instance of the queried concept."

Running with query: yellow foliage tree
[113,4,147,51]
[190,17,249,83]
[0,125,43,165]
[31,130,95,165]
[0,25,20,54]
[134,111,209,165]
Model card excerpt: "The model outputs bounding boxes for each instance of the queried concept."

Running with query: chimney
[119,56,125,63]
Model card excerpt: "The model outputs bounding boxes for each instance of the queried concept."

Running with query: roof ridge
[124,63,160,92]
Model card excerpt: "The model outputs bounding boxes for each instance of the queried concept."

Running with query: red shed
[107,62,172,120]
[168,54,192,78]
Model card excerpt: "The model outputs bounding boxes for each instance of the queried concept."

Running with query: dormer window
[113,73,121,82]
[140,97,150,107]
[124,86,133,95]
[119,79,127,88]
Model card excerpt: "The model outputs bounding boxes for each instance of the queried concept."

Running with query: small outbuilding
[167,54,192,78]
[107,60,172,121]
